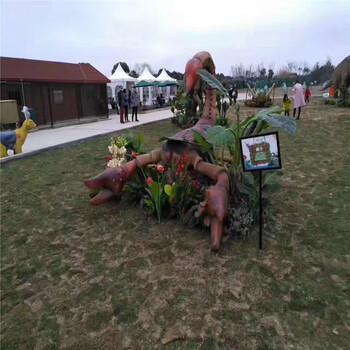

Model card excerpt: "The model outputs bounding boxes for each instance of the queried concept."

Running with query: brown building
[0,57,110,127]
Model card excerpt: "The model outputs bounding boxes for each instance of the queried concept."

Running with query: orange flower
[147,177,153,186]
[157,164,164,173]
[132,151,139,159]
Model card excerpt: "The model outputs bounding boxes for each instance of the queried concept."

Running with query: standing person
[123,89,129,122]
[117,87,125,123]
[282,94,292,116]
[233,84,238,104]
[305,86,311,103]
[130,87,139,122]
[292,80,306,120]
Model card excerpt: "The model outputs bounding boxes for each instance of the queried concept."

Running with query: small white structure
[108,64,136,101]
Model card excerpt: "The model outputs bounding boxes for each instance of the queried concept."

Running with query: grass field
[1,98,349,349]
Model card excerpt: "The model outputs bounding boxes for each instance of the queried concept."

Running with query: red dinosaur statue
[84,52,229,250]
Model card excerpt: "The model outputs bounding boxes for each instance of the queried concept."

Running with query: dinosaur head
[185,58,203,94]
[23,118,37,131]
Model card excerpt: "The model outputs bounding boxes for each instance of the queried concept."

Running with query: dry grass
[1,98,349,349]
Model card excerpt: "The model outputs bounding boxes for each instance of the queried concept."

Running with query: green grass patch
[1,99,350,349]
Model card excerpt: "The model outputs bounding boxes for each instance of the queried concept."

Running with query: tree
[111,62,130,75]
[267,69,274,82]
[259,67,266,78]
[129,70,138,78]
[133,62,155,75]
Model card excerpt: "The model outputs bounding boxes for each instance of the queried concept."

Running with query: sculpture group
[85,52,229,251]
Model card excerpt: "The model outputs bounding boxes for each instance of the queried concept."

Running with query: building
[0,57,110,127]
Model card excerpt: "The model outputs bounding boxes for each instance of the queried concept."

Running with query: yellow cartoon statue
[0,106,37,158]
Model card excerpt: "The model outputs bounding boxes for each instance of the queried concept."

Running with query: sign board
[239,131,282,251]
[240,132,282,172]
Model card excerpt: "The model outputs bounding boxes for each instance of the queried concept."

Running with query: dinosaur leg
[187,151,229,251]
[84,149,162,205]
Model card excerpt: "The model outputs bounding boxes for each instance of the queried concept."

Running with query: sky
[1,0,349,77]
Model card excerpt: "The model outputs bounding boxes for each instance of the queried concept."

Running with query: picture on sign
[240,132,282,172]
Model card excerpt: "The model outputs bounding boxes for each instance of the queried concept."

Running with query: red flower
[157,164,164,173]
[191,180,201,189]
[132,151,138,159]
[203,216,211,227]
[182,208,187,215]
[104,156,112,162]
[147,177,153,186]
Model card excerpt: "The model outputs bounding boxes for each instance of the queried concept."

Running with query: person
[305,86,311,103]
[233,84,238,104]
[160,93,165,107]
[123,89,129,122]
[292,80,306,120]
[282,94,292,116]
[117,87,125,123]
[130,87,139,122]
[111,98,118,113]
[156,94,161,107]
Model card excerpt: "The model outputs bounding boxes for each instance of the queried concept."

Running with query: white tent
[107,64,136,101]
[135,67,157,105]
[136,66,156,82]
[154,69,177,82]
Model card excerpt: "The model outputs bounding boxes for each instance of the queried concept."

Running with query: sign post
[240,132,282,250]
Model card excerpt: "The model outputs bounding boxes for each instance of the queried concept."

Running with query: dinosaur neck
[202,87,217,125]
[17,125,28,143]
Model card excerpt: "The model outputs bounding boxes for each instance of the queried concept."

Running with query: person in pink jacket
[292,80,306,119]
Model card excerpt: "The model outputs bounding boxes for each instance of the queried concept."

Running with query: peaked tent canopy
[109,64,136,82]
[137,67,156,82]
[155,69,177,82]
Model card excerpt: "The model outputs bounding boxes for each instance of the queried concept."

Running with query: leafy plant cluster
[195,69,297,236]
[245,92,273,108]
[124,152,208,226]
[170,89,200,128]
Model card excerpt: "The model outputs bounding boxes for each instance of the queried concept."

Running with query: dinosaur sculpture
[84,52,229,251]
[0,106,37,158]
[323,55,350,99]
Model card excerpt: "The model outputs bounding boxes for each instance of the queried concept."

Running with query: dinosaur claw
[90,189,115,205]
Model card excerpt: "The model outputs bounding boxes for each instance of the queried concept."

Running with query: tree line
[111,56,335,88]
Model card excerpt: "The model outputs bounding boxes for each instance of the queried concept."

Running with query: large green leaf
[257,106,283,117]
[196,70,229,97]
[257,113,296,136]
[192,130,213,151]
[207,125,234,146]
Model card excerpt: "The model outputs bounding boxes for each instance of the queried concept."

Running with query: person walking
[282,94,292,116]
[130,87,139,122]
[117,87,125,123]
[292,80,306,120]
[123,89,129,122]
[233,84,238,104]
[305,86,311,103]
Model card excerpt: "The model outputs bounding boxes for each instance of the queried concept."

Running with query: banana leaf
[196,70,230,100]
[207,125,234,146]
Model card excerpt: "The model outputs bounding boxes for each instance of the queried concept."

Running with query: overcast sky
[1,0,349,77]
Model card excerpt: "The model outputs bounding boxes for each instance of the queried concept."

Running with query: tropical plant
[144,165,167,223]
[164,152,206,227]
[121,132,145,160]
[170,89,199,128]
